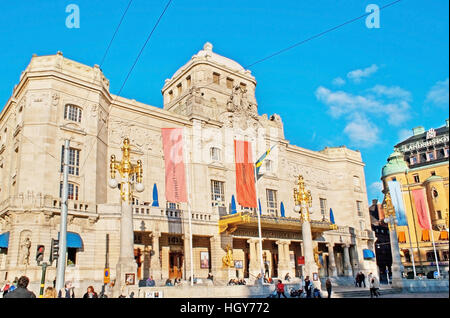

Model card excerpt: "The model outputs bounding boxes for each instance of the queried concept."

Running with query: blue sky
[0,0,448,203]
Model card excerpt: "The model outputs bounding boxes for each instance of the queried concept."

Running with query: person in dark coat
[3,276,36,298]
[325,278,332,298]
[304,276,312,298]
[58,281,75,298]
[83,286,98,298]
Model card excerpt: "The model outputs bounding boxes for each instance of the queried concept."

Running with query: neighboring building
[0,43,376,293]
[381,120,449,278]
[369,199,392,283]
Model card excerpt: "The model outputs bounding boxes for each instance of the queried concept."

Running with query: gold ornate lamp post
[109,138,144,293]
[293,175,321,290]
[383,192,404,288]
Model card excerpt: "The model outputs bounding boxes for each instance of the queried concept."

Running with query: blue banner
[387,180,408,226]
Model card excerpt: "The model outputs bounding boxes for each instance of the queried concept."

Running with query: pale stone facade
[0,43,377,291]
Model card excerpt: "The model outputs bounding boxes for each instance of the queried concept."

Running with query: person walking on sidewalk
[325,278,332,298]
[370,276,380,298]
[3,276,36,298]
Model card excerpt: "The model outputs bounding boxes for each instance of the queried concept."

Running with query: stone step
[332,288,403,298]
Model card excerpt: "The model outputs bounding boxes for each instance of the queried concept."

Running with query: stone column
[276,240,290,279]
[116,199,137,292]
[388,216,404,288]
[183,234,192,280]
[327,243,338,277]
[210,235,227,280]
[150,231,161,280]
[247,239,260,278]
[302,217,321,289]
[343,244,353,277]
[161,246,170,280]
[284,241,291,277]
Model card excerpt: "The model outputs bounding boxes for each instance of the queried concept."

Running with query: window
[266,189,278,216]
[426,251,439,262]
[356,201,363,217]
[166,202,180,210]
[64,104,82,123]
[60,182,79,201]
[410,156,418,165]
[61,146,80,176]
[211,180,225,206]
[186,75,191,87]
[132,197,139,206]
[427,152,435,161]
[226,77,234,89]
[403,249,411,262]
[210,147,221,161]
[213,72,220,84]
[67,248,77,266]
[319,198,327,216]
[413,174,420,183]
[442,250,449,261]
[265,159,273,173]
[177,83,182,95]
[240,82,247,91]
[168,90,173,101]
[353,176,361,190]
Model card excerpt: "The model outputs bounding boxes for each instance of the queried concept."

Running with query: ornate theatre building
[0,43,377,288]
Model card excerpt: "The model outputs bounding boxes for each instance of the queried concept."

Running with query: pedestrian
[165,279,173,286]
[43,287,57,298]
[83,286,98,298]
[3,276,36,298]
[264,262,270,278]
[325,278,332,298]
[369,276,380,298]
[1,281,10,297]
[58,281,75,298]
[284,273,291,282]
[146,276,155,287]
[276,280,287,298]
[207,272,214,281]
[304,276,312,298]
[360,272,366,288]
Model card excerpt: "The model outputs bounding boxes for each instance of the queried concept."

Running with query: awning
[58,232,83,248]
[363,249,375,259]
[0,232,10,248]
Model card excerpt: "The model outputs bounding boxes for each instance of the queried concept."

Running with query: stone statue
[19,237,31,265]
[313,246,322,269]
[222,244,234,268]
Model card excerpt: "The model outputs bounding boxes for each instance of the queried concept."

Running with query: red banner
[162,128,187,203]
[297,256,305,265]
[411,188,431,230]
[234,140,257,208]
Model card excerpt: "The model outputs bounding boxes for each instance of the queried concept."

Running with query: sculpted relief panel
[109,120,158,154]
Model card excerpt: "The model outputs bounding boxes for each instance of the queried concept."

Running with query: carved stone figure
[222,244,234,268]
[19,237,31,265]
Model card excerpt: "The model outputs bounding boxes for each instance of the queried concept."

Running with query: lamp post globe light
[383,192,404,288]
[109,138,145,295]
[293,175,321,290]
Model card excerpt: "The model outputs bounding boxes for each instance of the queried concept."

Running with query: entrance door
[169,252,183,279]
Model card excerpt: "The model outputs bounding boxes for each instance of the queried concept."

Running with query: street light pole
[383,192,404,288]
[109,138,144,294]
[56,139,70,292]
[293,175,321,290]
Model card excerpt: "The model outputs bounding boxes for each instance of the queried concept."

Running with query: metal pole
[39,262,48,298]
[254,166,265,281]
[183,128,194,286]
[56,139,70,292]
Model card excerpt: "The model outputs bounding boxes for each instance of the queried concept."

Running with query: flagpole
[254,166,265,282]
[183,127,195,286]
[423,189,440,278]
[400,185,417,278]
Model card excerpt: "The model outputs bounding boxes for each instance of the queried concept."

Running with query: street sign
[433,271,439,279]
[104,268,110,284]
[297,256,305,265]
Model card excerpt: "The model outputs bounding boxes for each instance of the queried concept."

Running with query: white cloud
[369,85,412,101]
[426,78,449,107]
[347,64,378,83]
[332,77,346,86]
[315,86,411,126]
[370,181,383,193]
[397,128,412,142]
[343,114,380,147]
